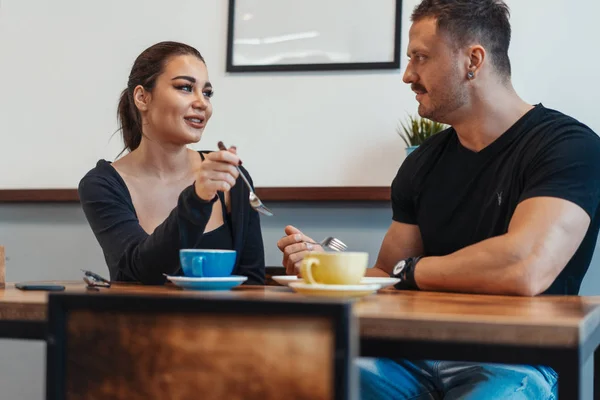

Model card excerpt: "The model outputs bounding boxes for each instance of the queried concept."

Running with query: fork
[237,166,274,216]
[305,237,348,252]
[218,142,273,217]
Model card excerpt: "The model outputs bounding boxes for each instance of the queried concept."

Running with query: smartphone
[15,282,65,291]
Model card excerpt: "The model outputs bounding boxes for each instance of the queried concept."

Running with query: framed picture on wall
[226,0,402,72]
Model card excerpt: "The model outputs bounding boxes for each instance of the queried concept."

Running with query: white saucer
[271,275,301,286]
[272,275,399,289]
[360,277,400,289]
[165,275,247,291]
[288,282,381,298]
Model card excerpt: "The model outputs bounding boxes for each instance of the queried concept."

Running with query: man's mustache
[411,84,427,93]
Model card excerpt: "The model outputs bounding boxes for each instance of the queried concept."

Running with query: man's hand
[276,225,323,275]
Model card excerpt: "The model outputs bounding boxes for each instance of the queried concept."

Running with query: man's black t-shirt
[392,104,600,295]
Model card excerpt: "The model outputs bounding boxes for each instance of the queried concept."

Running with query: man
[277,0,600,398]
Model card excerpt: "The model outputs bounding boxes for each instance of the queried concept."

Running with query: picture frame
[226,0,402,72]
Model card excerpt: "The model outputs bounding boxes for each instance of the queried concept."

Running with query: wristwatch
[391,256,422,290]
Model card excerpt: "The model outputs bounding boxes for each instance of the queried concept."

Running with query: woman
[79,41,265,285]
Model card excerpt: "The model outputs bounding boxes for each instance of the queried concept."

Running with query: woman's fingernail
[294,234,302,242]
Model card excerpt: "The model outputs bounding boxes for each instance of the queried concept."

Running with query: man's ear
[133,85,150,111]
[466,44,485,79]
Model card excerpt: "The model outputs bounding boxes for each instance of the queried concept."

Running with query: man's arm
[366,221,424,277]
[414,197,590,296]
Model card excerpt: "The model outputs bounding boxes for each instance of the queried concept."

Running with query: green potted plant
[397,114,448,156]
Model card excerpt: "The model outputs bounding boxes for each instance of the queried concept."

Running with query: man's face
[403,17,469,123]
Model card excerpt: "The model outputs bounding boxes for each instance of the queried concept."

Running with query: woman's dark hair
[412,0,512,79]
[117,41,205,153]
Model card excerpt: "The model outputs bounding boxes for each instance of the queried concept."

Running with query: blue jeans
[358,358,558,399]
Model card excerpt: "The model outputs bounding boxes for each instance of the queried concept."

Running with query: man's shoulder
[511,105,600,167]
[401,127,454,168]
[393,127,454,188]
[421,126,455,148]
[531,105,598,141]
[407,126,453,154]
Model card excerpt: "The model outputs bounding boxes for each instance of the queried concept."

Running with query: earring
[467,71,475,80]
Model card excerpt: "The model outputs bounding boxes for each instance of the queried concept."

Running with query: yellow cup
[300,252,368,285]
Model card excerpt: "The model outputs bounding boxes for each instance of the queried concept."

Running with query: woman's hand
[194,144,240,201]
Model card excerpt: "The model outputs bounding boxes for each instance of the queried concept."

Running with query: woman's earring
[467,71,475,80]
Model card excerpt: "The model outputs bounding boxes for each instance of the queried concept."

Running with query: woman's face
[137,54,214,146]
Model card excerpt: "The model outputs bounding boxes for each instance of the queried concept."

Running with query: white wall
[509,0,600,127]
[1,0,598,189]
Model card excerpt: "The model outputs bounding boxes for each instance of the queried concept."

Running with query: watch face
[393,260,406,276]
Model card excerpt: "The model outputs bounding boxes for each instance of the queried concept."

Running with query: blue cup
[179,249,237,278]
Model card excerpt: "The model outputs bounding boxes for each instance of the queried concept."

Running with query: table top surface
[2,281,600,347]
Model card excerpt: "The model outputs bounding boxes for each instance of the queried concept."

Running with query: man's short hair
[412,0,512,79]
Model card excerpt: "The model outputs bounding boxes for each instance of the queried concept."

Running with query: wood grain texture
[0,189,79,202]
[3,282,600,347]
[66,310,333,400]
[0,187,391,202]
[355,290,600,348]
[254,187,391,202]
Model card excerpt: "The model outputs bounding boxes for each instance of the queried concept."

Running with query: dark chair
[46,292,356,400]
[0,245,5,288]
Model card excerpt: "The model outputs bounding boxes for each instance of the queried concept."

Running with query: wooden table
[2,282,600,399]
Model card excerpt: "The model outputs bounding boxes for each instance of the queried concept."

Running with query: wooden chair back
[46,293,356,400]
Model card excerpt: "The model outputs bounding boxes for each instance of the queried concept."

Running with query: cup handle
[192,256,204,277]
[302,257,319,284]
